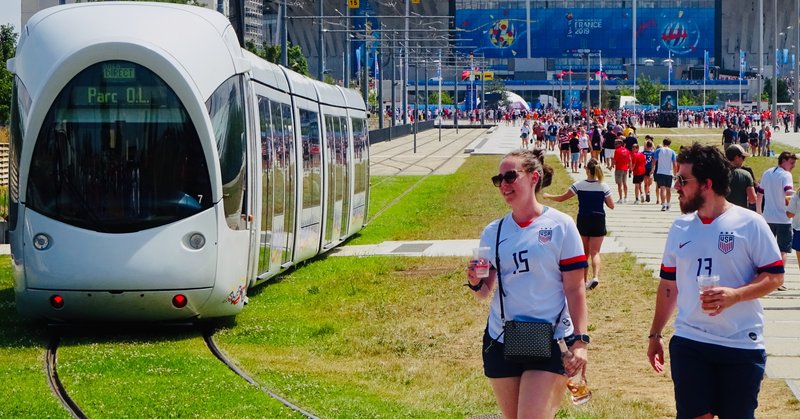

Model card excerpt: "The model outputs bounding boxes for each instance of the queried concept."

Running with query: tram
[7,2,369,321]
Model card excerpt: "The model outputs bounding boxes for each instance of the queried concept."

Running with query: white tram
[7,2,369,321]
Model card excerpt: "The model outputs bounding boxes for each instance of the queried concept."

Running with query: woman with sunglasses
[544,158,614,290]
[466,149,591,418]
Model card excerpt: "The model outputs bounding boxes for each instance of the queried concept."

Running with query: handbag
[492,218,564,363]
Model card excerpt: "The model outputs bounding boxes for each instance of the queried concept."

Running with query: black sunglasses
[492,170,526,187]
[673,174,696,186]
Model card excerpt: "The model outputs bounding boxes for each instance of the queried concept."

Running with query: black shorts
[768,223,792,253]
[560,143,570,151]
[577,213,607,237]
[669,336,765,419]
[633,174,645,184]
[482,329,565,378]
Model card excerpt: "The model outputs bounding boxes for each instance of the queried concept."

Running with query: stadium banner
[455,7,714,59]
[660,90,678,112]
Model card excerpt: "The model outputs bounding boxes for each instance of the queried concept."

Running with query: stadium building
[19,1,800,108]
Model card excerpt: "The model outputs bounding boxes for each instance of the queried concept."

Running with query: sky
[0,1,22,31]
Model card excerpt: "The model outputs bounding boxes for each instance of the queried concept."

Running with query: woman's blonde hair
[586,158,603,182]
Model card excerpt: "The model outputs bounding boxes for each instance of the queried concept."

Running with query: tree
[245,41,309,77]
[0,24,18,126]
[428,91,454,105]
[634,75,665,106]
[763,78,791,103]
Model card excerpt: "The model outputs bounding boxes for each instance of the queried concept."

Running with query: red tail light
[172,294,187,308]
[50,295,64,309]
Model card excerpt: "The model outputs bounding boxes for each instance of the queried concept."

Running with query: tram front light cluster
[188,233,205,250]
[33,233,52,250]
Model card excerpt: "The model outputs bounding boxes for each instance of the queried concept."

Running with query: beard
[679,191,705,214]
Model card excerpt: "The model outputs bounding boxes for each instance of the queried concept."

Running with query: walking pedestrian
[545,158,614,290]
[653,138,677,211]
[647,143,784,419]
[725,144,756,209]
[466,149,590,419]
[613,137,631,203]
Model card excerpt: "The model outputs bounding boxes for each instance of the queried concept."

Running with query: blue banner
[455,7,714,59]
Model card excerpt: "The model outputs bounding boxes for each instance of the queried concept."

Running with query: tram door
[322,112,350,248]
[255,90,296,276]
[293,100,323,261]
[349,116,369,235]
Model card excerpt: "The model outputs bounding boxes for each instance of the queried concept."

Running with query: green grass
[0,257,70,418]
[1,127,799,417]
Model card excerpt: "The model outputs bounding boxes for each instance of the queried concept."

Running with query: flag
[704,50,709,80]
[374,50,379,79]
[739,50,745,79]
[598,50,603,74]
[355,47,361,78]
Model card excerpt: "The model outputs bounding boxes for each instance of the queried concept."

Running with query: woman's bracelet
[648,333,663,339]
[465,279,484,291]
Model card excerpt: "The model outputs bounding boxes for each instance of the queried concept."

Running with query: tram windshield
[26,61,212,233]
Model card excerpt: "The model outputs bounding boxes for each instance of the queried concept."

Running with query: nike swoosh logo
[679,241,691,248]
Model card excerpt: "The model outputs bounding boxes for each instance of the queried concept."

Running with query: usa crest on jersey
[538,229,552,244]
[718,232,734,254]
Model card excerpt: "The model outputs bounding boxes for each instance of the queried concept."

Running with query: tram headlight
[188,233,206,250]
[33,233,52,250]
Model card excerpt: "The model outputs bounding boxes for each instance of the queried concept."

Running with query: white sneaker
[661,205,666,211]
[623,199,628,204]
[616,199,623,204]
[586,278,599,290]
[633,199,640,205]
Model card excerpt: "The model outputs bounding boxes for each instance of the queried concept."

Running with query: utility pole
[773,0,778,128]
[759,0,764,113]
[318,1,324,80]
[281,1,288,67]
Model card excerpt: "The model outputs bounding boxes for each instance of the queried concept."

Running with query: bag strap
[495,217,506,324]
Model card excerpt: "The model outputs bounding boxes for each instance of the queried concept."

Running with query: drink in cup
[472,246,491,278]
[697,274,720,314]
[566,374,592,405]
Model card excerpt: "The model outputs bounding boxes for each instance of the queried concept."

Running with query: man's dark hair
[676,143,731,197]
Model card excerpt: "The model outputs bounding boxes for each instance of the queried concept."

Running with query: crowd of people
[464,108,794,418]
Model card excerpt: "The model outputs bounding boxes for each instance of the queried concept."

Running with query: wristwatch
[573,334,591,344]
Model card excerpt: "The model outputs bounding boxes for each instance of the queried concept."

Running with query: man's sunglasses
[673,174,696,187]
[492,170,526,187]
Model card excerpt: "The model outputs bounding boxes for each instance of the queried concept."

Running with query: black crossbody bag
[492,217,564,363]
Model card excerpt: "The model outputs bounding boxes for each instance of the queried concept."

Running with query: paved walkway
[333,123,800,399]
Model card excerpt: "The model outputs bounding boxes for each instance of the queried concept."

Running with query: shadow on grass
[0,285,51,349]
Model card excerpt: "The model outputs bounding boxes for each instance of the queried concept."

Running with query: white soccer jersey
[760,166,794,224]
[480,208,588,342]
[659,205,784,350]
[654,147,676,175]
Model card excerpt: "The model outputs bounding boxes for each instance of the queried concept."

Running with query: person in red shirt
[613,137,631,203]
[631,143,647,204]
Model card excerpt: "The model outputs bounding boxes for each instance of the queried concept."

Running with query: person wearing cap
[760,151,797,269]
[725,144,756,209]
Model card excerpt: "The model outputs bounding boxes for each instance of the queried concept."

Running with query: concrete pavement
[333,122,800,399]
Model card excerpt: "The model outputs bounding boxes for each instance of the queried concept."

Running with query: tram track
[202,327,320,419]
[45,335,87,419]
[368,127,488,223]
[43,325,317,418]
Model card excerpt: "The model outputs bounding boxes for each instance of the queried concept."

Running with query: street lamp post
[773,0,778,128]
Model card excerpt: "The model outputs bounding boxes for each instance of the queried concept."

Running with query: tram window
[8,78,30,231]
[299,109,321,226]
[26,61,212,233]
[207,76,247,230]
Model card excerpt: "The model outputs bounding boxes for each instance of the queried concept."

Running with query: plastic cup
[567,373,592,405]
[472,247,491,278]
[697,274,720,313]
